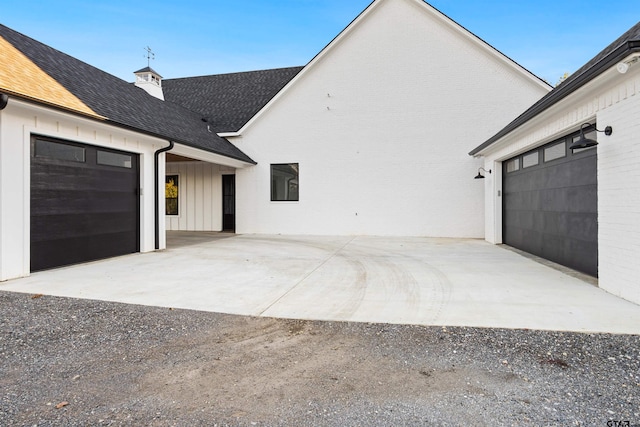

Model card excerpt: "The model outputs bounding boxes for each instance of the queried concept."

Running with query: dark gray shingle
[0,24,255,164]
[163,67,303,132]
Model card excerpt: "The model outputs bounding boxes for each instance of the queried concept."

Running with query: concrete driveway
[2,233,639,334]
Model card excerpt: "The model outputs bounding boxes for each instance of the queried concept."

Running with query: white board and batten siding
[165,161,233,231]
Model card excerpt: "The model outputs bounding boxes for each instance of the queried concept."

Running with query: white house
[470,22,640,305]
[4,0,639,309]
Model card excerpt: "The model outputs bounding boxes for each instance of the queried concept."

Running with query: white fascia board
[170,143,253,168]
[217,132,241,138]
[417,1,551,92]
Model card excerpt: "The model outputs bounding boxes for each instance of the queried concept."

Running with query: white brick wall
[598,88,640,304]
[232,0,548,237]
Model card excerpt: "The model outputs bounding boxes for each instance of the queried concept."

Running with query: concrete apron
[2,234,639,335]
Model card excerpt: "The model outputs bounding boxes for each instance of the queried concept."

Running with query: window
[544,142,566,162]
[506,158,520,173]
[35,139,85,162]
[97,150,132,168]
[522,152,539,168]
[165,175,179,215]
[271,163,299,201]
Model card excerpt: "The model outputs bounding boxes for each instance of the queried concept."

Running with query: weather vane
[144,46,155,67]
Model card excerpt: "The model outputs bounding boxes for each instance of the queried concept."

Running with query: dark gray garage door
[31,136,140,271]
[502,129,598,277]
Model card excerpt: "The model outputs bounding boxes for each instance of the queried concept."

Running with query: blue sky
[1,0,636,85]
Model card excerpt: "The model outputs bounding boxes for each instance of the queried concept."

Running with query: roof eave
[3,93,256,165]
[100,119,257,165]
[469,40,640,157]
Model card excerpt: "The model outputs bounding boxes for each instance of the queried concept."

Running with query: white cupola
[134,66,164,100]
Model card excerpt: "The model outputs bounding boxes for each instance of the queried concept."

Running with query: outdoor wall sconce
[569,123,613,150]
[0,93,8,110]
[474,167,491,179]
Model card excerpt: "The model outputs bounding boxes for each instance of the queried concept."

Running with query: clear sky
[0,0,636,85]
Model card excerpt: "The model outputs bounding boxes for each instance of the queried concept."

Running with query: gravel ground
[1,290,639,427]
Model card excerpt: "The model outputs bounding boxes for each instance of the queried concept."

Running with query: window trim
[97,150,133,169]
[270,163,299,202]
[165,174,180,216]
[505,158,520,173]
[33,136,86,163]
[522,151,539,169]
[543,141,566,163]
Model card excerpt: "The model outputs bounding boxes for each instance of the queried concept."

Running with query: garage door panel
[569,152,597,183]
[31,186,138,214]
[503,133,597,277]
[32,231,138,271]
[30,136,139,271]
[31,211,138,241]
[568,186,597,213]
[32,163,136,189]
[504,191,541,212]
[564,213,598,241]
[567,240,598,277]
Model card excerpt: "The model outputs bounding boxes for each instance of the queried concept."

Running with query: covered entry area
[30,135,140,271]
[502,128,598,277]
[162,144,251,243]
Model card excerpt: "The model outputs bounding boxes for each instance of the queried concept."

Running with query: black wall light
[569,122,613,150]
[474,167,491,179]
[0,93,8,110]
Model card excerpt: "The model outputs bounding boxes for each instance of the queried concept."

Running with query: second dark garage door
[502,128,598,277]
[31,136,140,272]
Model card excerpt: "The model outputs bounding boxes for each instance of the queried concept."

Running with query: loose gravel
[0,290,639,426]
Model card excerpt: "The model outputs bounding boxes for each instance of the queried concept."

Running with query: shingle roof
[469,21,640,156]
[162,67,303,132]
[0,24,255,164]
[134,66,162,77]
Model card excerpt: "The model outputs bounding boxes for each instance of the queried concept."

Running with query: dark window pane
[166,175,179,215]
[544,142,566,162]
[522,152,539,168]
[35,139,85,162]
[97,150,132,168]
[271,163,299,201]
[506,158,520,173]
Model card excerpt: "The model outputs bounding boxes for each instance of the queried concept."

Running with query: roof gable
[470,21,640,156]
[0,24,254,164]
[229,0,550,136]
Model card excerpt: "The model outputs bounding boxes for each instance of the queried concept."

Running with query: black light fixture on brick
[474,167,491,179]
[569,122,613,150]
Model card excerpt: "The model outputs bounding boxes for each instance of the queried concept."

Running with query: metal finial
[144,46,155,67]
